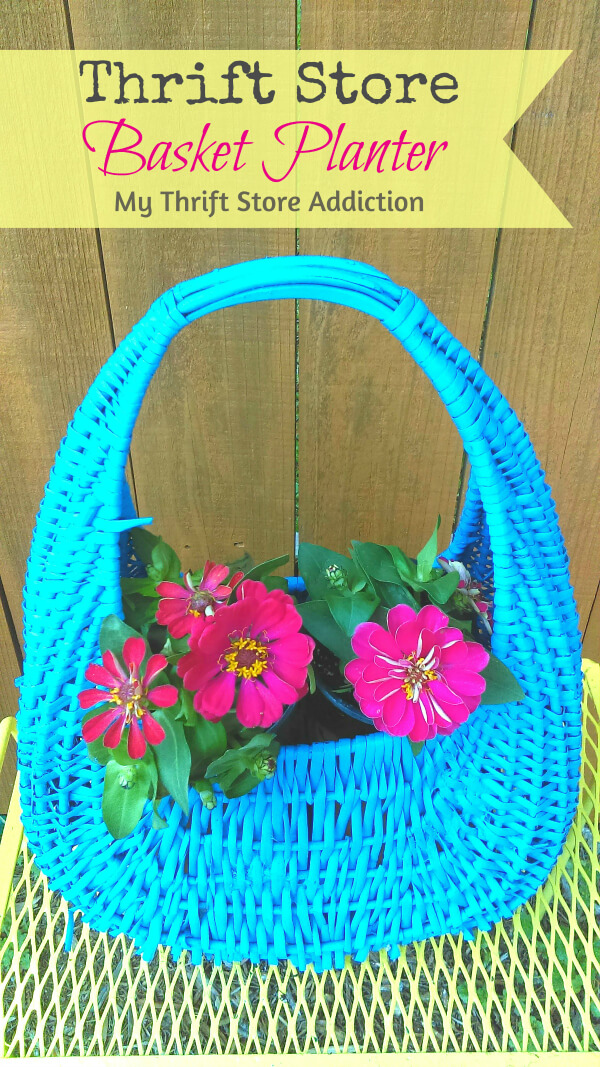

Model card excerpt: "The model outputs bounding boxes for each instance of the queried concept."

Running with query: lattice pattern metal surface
[1,663,598,1058]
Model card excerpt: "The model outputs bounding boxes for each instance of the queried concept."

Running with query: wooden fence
[1,0,599,810]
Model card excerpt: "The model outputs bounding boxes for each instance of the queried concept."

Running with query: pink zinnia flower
[438,557,492,634]
[156,561,243,639]
[178,579,314,728]
[345,604,489,742]
[79,637,178,758]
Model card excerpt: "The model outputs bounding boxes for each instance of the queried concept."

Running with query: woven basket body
[17,256,582,971]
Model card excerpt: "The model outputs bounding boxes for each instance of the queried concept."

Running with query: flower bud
[195,779,217,809]
[252,755,277,781]
[324,563,348,590]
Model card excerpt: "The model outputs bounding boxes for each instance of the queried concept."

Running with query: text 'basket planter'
[17,256,582,972]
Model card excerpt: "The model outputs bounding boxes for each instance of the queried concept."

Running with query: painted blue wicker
[17,256,582,972]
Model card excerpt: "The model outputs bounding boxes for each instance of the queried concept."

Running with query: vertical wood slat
[298,1,533,559]
[67,2,298,576]
[583,585,599,661]
[0,2,115,635]
[475,0,600,630]
[0,2,116,804]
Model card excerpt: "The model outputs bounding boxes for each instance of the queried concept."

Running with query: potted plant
[80,514,523,839]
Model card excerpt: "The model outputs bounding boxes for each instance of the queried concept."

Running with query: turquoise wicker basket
[17,256,582,971]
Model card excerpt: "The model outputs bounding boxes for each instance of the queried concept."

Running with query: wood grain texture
[479,0,600,630]
[0,1,114,642]
[298,0,532,559]
[584,585,599,661]
[67,1,297,575]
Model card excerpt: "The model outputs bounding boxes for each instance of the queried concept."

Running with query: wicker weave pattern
[17,256,581,972]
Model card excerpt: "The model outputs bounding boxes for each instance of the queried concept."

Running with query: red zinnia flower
[156,561,243,639]
[178,580,314,728]
[345,604,489,742]
[79,637,178,758]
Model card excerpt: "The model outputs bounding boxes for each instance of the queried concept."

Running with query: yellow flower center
[223,636,269,679]
[401,652,438,700]
[110,680,147,722]
[188,589,215,617]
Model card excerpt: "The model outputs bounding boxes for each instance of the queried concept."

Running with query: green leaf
[371,579,419,611]
[229,555,290,599]
[185,715,227,778]
[351,542,406,586]
[227,550,254,574]
[221,770,261,799]
[102,760,151,840]
[409,740,425,757]
[121,592,158,638]
[416,516,441,582]
[152,708,191,815]
[131,527,161,566]
[99,614,144,660]
[386,545,417,582]
[147,538,181,584]
[421,569,461,605]
[481,653,525,704]
[325,589,379,637]
[262,575,289,593]
[147,622,168,654]
[297,600,355,663]
[307,663,316,695]
[151,798,168,830]
[192,778,217,808]
[120,576,160,598]
[205,732,278,786]
[175,688,197,727]
[297,543,361,601]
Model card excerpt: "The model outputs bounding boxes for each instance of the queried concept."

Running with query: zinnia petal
[271,634,315,667]
[443,666,487,697]
[141,713,166,746]
[387,604,417,634]
[142,654,169,687]
[197,671,236,719]
[351,622,396,661]
[345,659,364,685]
[82,706,121,741]
[203,563,230,591]
[103,716,126,749]
[147,684,179,707]
[257,681,286,727]
[122,637,146,675]
[236,678,266,727]
[262,669,299,705]
[127,718,146,758]
[79,688,111,710]
[102,648,127,682]
[381,690,413,730]
[416,604,449,633]
[156,581,188,599]
[85,662,119,689]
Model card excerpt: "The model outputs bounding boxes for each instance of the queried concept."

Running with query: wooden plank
[298,0,532,560]
[478,0,600,629]
[67,2,297,575]
[583,585,599,662]
[0,602,19,813]
[0,1,114,638]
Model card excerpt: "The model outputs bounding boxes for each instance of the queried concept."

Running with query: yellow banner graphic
[0,50,571,228]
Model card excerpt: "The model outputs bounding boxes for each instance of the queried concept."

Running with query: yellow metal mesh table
[1,663,598,1061]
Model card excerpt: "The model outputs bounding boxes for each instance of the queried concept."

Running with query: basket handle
[23,256,578,683]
